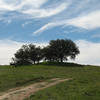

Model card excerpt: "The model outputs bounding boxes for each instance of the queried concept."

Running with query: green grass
[0,63,100,100]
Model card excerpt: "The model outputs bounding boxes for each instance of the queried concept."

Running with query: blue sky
[0,0,100,65]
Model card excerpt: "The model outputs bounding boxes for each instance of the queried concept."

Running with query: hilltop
[0,62,100,100]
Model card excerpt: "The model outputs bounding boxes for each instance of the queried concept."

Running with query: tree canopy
[11,39,80,66]
[43,39,80,62]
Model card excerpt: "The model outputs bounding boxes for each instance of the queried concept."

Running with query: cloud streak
[33,0,100,34]
[34,20,68,34]
[67,10,100,29]
[34,10,100,34]
[0,0,69,19]
[22,2,68,18]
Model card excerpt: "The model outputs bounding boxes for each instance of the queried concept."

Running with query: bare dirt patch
[0,78,71,100]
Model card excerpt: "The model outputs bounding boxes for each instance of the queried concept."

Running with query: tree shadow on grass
[40,62,84,67]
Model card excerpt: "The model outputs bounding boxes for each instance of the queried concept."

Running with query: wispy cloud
[34,10,100,34]
[0,0,47,11]
[22,2,69,18]
[33,0,100,34]
[0,0,70,20]
[34,20,68,34]
[67,10,100,29]
[1,0,100,29]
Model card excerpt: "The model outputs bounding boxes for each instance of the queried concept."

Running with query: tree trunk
[34,61,35,64]
[37,60,39,64]
[60,57,63,63]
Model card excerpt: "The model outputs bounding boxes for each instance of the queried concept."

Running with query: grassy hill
[0,62,100,100]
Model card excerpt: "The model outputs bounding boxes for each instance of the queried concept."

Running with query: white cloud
[67,10,100,29]
[34,20,68,34]
[34,23,57,34]
[0,0,69,19]
[23,2,69,18]
[0,0,47,11]
[71,40,100,66]
[34,10,100,34]
[0,40,23,65]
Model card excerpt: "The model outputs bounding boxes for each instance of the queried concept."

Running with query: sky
[0,0,100,65]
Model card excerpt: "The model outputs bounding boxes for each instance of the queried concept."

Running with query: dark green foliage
[40,62,83,67]
[11,45,31,66]
[42,46,55,62]
[35,46,43,64]
[11,44,42,66]
[11,39,80,66]
[43,39,80,62]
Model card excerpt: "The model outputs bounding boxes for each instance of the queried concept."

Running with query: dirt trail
[0,78,71,100]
